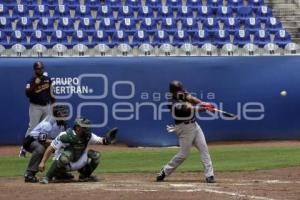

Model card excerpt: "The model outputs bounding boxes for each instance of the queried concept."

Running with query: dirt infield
[0,167,300,200]
[1,141,300,200]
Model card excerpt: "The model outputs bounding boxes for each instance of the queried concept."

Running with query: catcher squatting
[22,80,216,184]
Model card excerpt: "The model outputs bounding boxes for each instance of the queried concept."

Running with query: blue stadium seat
[106,0,122,11]
[177,6,193,19]
[157,6,174,20]
[144,0,162,11]
[165,0,182,9]
[152,30,170,47]
[0,30,9,48]
[253,29,271,47]
[197,6,213,21]
[99,17,116,36]
[50,30,69,48]
[140,17,157,35]
[75,5,92,18]
[0,4,10,17]
[32,4,50,19]
[10,30,28,48]
[181,17,198,35]
[248,0,264,12]
[132,30,150,47]
[191,30,210,47]
[223,17,240,35]
[124,0,141,11]
[78,17,96,36]
[43,0,59,10]
[256,6,273,23]
[173,30,190,47]
[217,6,233,22]
[30,30,50,48]
[207,0,223,14]
[72,30,91,47]
[118,6,135,19]
[57,17,74,36]
[19,0,38,9]
[85,0,100,11]
[16,17,34,36]
[186,0,202,12]
[0,16,13,35]
[111,30,130,47]
[37,17,55,36]
[227,0,243,12]
[161,17,177,35]
[97,5,114,19]
[53,4,71,18]
[119,18,137,35]
[137,6,154,19]
[274,29,291,48]
[237,6,253,24]
[244,17,261,34]
[233,29,251,47]
[214,29,231,48]
[202,17,219,36]
[92,30,111,47]
[12,4,29,17]
[64,0,80,9]
[265,17,282,34]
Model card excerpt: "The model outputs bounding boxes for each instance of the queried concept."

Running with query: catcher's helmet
[74,117,92,135]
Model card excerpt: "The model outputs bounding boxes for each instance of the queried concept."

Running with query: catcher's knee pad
[87,149,101,164]
[58,151,73,167]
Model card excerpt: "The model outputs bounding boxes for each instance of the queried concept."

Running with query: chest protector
[61,128,91,162]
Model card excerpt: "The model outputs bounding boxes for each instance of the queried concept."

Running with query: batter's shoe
[24,175,38,183]
[206,176,216,183]
[78,175,98,182]
[40,177,49,184]
[19,147,26,158]
[156,169,166,182]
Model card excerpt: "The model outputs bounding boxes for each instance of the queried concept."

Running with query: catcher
[38,117,118,184]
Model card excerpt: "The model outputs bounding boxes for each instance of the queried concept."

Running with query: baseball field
[1,141,300,200]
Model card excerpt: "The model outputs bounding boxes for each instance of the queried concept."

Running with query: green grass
[1,145,300,177]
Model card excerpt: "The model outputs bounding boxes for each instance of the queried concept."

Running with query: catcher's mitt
[103,127,118,145]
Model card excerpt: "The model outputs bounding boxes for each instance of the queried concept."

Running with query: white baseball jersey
[29,115,65,140]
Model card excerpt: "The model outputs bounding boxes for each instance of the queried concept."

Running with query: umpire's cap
[53,105,69,118]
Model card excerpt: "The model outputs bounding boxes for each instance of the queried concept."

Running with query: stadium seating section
[0,0,298,56]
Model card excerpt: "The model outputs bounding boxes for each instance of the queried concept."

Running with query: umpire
[20,61,55,157]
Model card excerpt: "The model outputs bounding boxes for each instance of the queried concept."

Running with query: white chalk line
[102,184,276,200]
[60,178,297,200]
[188,188,276,200]
[219,178,300,184]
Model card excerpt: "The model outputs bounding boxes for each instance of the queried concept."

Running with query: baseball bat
[213,108,237,119]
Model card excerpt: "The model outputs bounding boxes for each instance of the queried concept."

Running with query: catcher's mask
[52,105,69,126]
[74,117,92,137]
